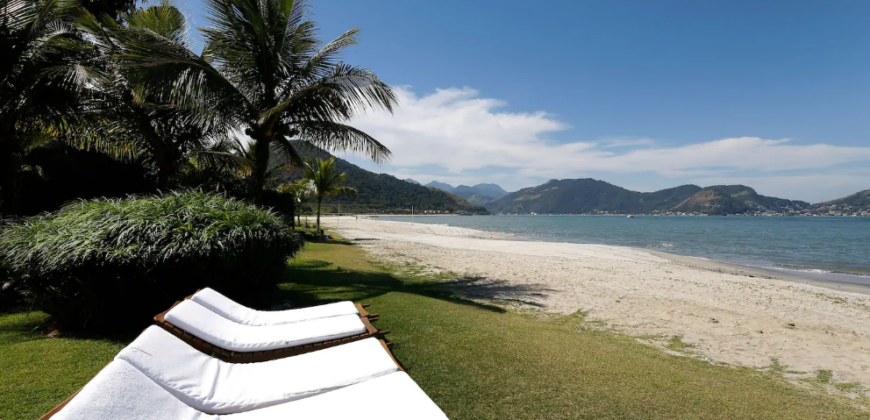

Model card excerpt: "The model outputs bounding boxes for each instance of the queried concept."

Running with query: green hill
[277,145,487,214]
[673,185,811,215]
[813,189,870,214]
[485,179,811,215]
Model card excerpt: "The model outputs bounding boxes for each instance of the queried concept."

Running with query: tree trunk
[288,199,296,228]
[250,137,272,203]
[316,197,323,232]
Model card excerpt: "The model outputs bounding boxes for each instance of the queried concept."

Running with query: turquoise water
[376,215,870,284]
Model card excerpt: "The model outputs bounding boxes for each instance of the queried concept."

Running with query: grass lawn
[2,237,868,419]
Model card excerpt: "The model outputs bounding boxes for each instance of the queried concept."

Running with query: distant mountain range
[275,147,866,216]
[484,178,868,216]
[424,182,510,206]
[277,145,487,214]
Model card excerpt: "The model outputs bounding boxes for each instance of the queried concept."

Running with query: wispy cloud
[600,138,656,148]
[347,86,870,201]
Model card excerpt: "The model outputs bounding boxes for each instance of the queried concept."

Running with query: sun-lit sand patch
[322,216,870,392]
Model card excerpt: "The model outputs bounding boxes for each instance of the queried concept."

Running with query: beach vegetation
[0,191,303,331]
[302,156,356,230]
[666,334,695,352]
[115,0,396,201]
[815,369,834,384]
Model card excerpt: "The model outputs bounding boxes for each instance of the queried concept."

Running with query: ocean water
[375,215,870,284]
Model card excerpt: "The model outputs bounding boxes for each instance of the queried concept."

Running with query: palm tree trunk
[316,197,323,232]
[250,138,271,203]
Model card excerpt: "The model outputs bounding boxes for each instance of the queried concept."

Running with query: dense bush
[0,191,304,331]
[0,260,26,311]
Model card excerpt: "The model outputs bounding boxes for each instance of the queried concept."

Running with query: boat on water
[627,215,635,219]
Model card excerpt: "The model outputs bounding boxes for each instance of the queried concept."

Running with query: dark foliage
[0,191,303,331]
[0,259,25,311]
[81,0,139,21]
[18,146,154,216]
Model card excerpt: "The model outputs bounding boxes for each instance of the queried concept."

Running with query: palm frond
[293,120,391,164]
[265,63,397,124]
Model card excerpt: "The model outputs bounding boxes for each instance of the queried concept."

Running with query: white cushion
[52,364,447,420]
[164,300,367,352]
[191,288,359,326]
[51,360,212,420]
[115,326,400,414]
[225,372,449,420]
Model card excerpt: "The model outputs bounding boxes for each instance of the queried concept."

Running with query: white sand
[323,216,870,390]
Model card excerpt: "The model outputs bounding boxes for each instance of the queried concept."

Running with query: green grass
[2,236,868,419]
[0,312,127,420]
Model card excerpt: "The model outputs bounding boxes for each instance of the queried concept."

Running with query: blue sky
[179,0,870,202]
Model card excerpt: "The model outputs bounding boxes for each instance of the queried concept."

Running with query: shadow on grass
[278,256,551,313]
[0,310,136,346]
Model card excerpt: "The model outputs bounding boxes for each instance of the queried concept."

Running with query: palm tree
[62,4,246,188]
[0,0,85,216]
[117,0,397,202]
[302,157,355,231]
[277,179,312,227]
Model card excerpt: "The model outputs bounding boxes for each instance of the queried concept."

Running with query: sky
[178,0,870,203]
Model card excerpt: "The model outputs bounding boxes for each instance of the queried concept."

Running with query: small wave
[658,242,677,248]
[767,265,870,279]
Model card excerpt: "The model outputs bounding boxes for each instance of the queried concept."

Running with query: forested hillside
[280,145,488,214]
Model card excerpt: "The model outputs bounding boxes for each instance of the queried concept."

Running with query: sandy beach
[323,216,870,390]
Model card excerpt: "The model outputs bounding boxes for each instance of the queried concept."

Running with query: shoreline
[322,216,870,391]
[646,251,870,296]
[367,214,870,291]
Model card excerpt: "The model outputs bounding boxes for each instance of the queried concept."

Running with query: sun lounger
[114,326,401,413]
[154,300,388,362]
[42,361,448,420]
[188,287,377,325]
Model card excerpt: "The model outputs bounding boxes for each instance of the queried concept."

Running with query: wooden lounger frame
[39,339,402,420]
[154,301,390,363]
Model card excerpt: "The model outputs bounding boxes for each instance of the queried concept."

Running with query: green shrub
[0,191,304,331]
[0,259,26,312]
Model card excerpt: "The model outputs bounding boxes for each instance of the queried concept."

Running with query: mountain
[452,186,495,206]
[485,179,811,215]
[278,145,487,214]
[405,178,421,185]
[814,189,870,215]
[425,181,455,193]
[470,183,509,199]
[672,185,811,215]
[441,183,510,206]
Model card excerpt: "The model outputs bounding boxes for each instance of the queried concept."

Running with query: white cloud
[600,138,656,148]
[348,86,870,200]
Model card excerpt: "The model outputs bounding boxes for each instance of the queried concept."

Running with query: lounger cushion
[226,372,449,420]
[116,326,400,414]
[51,360,213,420]
[52,363,447,420]
[164,300,367,352]
[191,288,359,326]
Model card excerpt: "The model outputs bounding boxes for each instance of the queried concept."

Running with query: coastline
[322,216,870,391]
[370,214,870,288]
[646,251,870,296]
